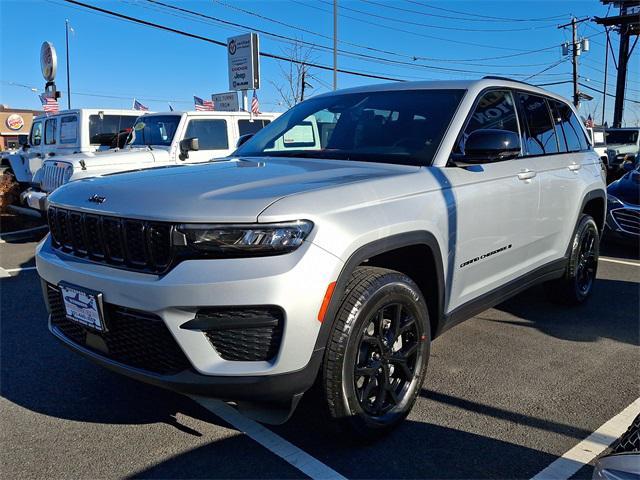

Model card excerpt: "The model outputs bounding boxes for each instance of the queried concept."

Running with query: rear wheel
[323,267,430,438]
[546,214,599,305]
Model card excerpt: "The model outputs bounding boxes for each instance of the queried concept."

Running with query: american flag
[194,96,214,111]
[39,94,59,114]
[133,99,149,111]
[251,91,260,115]
[585,114,595,128]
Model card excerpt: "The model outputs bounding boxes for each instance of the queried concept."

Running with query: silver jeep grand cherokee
[37,78,606,436]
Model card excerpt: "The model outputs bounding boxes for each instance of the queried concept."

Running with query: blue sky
[1,0,639,125]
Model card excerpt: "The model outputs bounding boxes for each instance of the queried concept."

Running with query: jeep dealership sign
[227,33,260,91]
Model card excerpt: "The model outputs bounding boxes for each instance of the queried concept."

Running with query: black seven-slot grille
[47,284,191,375]
[48,207,173,273]
[197,308,284,362]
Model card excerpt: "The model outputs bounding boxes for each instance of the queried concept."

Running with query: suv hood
[48,157,417,222]
[608,168,640,206]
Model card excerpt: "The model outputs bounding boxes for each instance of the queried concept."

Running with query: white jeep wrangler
[37,79,605,435]
[7,109,141,187]
[25,110,278,211]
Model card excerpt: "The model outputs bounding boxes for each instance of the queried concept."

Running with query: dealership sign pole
[40,41,61,103]
[227,33,260,112]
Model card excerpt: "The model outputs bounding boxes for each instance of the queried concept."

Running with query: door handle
[517,169,537,181]
[568,163,582,172]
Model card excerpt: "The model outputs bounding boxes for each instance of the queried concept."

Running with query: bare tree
[271,43,317,108]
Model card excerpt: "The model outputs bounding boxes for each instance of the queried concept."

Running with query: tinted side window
[30,121,42,146]
[458,90,519,154]
[60,116,78,144]
[185,119,229,149]
[551,101,588,152]
[517,93,558,155]
[238,119,271,136]
[89,115,138,145]
[548,100,568,153]
[44,119,57,145]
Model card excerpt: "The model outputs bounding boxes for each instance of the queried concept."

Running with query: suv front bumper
[36,235,343,400]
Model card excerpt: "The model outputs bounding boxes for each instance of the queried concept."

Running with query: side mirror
[236,133,254,148]
[179,137,199,160]
[460,129,521,164]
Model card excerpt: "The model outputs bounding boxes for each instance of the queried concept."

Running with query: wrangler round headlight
[177,220,313,255]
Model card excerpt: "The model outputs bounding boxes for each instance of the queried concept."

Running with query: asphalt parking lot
[1,233,638,479]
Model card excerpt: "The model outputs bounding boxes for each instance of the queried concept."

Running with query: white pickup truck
[24,110,279,211]
[6,109,142,186]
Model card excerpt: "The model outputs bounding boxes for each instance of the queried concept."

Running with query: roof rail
[482,76,537,88]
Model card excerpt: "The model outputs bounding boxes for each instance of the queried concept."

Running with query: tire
[323,266,430,438]
[546,214,600,305]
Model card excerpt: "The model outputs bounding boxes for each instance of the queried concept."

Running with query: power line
[402,0,570,23]
[359,0,559,31]
[60,0,406,82]
[307,0,598,62]
[144,0,566,78]
[580,83,640,104]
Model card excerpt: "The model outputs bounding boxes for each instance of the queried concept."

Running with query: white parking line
[192,396,347,480]
[0,266,37,277]
[531,397,640,480]
[599,257,640,267]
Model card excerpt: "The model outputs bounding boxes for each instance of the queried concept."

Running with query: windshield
[235,89,465,166]
[606,129,638,145]
[89,114,138,146]
[129,115,181,147]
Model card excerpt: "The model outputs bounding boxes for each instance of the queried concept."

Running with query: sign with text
[211,92,239,112]
[227,33,260,91]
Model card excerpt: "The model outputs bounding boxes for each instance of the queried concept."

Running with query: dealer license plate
[59,283,105,332]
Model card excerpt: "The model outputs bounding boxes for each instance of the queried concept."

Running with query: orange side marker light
[318,281,337,323]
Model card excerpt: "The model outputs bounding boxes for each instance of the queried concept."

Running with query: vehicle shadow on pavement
[0,265,228,433]
[486,280,640,346]
[600,237,640,260]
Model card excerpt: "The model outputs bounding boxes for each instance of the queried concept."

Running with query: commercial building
[0,105,42,151]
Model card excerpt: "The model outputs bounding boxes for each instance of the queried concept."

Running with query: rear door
[524,96,594,265]
[182,118,232,162]
[443,89,540,311]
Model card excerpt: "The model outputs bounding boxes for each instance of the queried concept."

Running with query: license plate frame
[59,282,107,332]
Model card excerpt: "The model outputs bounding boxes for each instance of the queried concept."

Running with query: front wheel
[546,214,600,305]
[323,267,430,438]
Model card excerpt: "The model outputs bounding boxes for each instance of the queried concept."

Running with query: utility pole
[595,1,640,128]
[602,28,610,126]
[65,19,71,109]
[558,17,590,107]
[333,0,337,90]
[301,66,306,102]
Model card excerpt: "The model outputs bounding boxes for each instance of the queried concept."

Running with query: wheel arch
[313,231,446,354]
[581,189,606,233]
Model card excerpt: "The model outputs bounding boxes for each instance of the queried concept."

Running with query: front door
[443,89,540,311]
[183,118,232,163]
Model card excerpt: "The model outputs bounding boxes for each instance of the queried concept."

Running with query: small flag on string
[39,94,59,114]
[194,96,214,111]
[168,103,174,111]
[133,99,149,111]
[251,90,260,115]
[585,114,595,128]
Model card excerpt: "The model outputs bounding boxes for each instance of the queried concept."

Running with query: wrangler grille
[41,162,71,192]
[47,284,191,375]
[47,207,173,273]
[612,208,640,236]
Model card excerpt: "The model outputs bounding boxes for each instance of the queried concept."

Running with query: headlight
[63,165,73,183]
[177,220,313,255]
